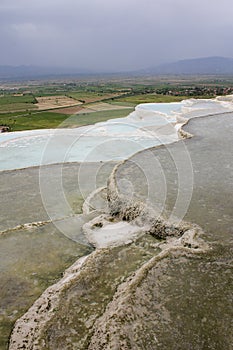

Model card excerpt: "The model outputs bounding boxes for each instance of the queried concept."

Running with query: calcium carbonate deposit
[1,97,233,349]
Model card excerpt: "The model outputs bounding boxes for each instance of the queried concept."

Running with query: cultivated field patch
[0,94,37,113]
[51,102,132,115]
[50,105,84,115]
[35,95,82,110]
[76,102,133,114]
[68,92,125,103]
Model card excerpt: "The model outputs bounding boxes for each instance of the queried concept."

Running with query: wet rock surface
[0,162,115,349]
[3,112,233,349]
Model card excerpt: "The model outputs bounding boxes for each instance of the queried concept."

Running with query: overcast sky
[1,0,233,72]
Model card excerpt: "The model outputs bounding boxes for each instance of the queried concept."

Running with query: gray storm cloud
[0,0,233,71]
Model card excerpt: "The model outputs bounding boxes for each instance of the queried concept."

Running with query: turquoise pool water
[137,102,183,114]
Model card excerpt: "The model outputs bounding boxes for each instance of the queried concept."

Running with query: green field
[0,95,36,104]
[60,108,134,128]
[67,91,122,103]
[113,93,213,105]
[0,111,68,131]
[68,91,109,99]
[0,108,134,131]
[0,94,37,112]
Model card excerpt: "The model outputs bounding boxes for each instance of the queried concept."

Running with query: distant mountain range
[143,57,233,75]
[1,57,233,80]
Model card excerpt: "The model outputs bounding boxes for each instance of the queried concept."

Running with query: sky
[1,0,233,72]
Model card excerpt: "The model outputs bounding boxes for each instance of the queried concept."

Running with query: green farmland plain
[1,75,233,131]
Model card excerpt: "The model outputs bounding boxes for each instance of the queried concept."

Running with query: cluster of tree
[124,85,233,97]
[156,86,233,96]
